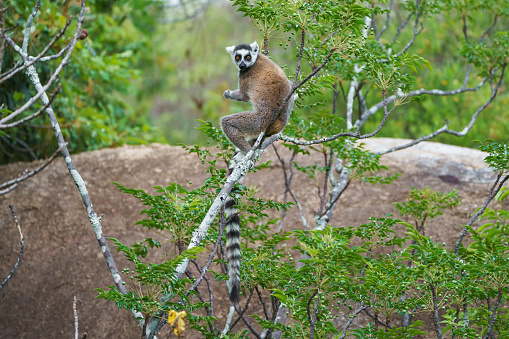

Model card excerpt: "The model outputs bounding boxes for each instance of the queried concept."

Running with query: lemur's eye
[246,55,251,60]
[235,55,240,60]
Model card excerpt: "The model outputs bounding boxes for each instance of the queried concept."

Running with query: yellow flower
[168,310,187,336]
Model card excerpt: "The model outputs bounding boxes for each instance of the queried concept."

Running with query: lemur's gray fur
[221,41,295,303]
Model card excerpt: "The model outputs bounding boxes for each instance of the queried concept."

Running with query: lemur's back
[238,54,291,125]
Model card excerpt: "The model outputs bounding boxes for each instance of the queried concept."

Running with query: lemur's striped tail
[224,151,244,303]
[225,194,241,303]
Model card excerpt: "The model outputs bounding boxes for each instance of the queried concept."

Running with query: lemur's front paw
[223,89,232,99]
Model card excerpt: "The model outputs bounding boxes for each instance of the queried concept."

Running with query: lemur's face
[226,41,259,71]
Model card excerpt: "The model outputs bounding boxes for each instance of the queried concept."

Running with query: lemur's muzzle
[239,62,247,70]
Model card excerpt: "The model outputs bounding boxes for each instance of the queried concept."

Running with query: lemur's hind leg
[220,111,263,154]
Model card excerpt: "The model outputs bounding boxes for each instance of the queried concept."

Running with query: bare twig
[372,64,505,155]
[0,84,62,129]
[293,28,306,86]
[273,145,291,231]
[73,296,79,339]
[0,143,64,193]
[1,35,69,123]
[455,174,509,255]
[0,18,72,84]
[230,289,254,330]
[0,59,21,78]
[190,259,214,315]
[221,304,235,336]
[484,288,503,339]
[306,289,318,325]
[255,286,270,321]
[309,294,319,339]
[394,13,423,57]
[376,0,394,40]
[22,0,42,55]
[279,48,336,116]
[233,301,261,339]
[480,14,498,43]
[273,147,309,230]
[430,282,443,339]
[364,308,392,329]
[338,305,368,339]
[462,13,470,45]
[0,0,6,70]
[281,90,395,146]
[0,205,24,292]
[0,183,17,194]
[357,77,488,130]
[185,218,225,295]
[391,12,413,44]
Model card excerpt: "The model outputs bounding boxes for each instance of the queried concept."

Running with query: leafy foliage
[1,0,164,163]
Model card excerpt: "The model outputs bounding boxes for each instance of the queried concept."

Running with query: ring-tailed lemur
[221,41,295,303]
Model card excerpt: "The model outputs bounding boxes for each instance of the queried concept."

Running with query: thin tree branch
[394,14,423,58]
[0,17,72,84]
[484,288,503,339]
[0,59,21,78]
[391,12,413,44]
[430,282,443,339]
[358,77,488,130]
[364,308,392,328]
[1,35,70,123]
[376,63,504,154]
[0,143,64,193]
[480,14,498,43]
[318,150,332,216]
[376,0,394,40]
[0,84,62,129]
[233,300,261,339]
[0,205,24,292]
[273,145,294,231]
[22,0,41,55]
[293,28,306,86]
[338,305,367,339]
[281,90,395,146]
[221,304,235,336]
[255,286,270,321]
[185,218,224,295]
[73,296,79,339]
[230,289,254,330]
[309,294,319,339]
[0,183,17,195]
[306,289,318,326]
[190,258,214,315]
[455,174,509,255]
[462,13,470,45]
[0,0,6,71]
[273,146,308,230]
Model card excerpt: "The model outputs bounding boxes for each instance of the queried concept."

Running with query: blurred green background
[1,0,508,163]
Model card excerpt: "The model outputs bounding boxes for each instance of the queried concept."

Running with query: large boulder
[0,138,497,338]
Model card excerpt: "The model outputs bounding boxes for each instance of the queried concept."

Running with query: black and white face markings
[226,41,259,71]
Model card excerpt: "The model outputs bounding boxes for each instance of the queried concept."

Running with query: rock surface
[0,138,502,338]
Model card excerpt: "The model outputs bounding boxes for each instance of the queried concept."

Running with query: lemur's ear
[225,46,235,55]
[250,41,259,54]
